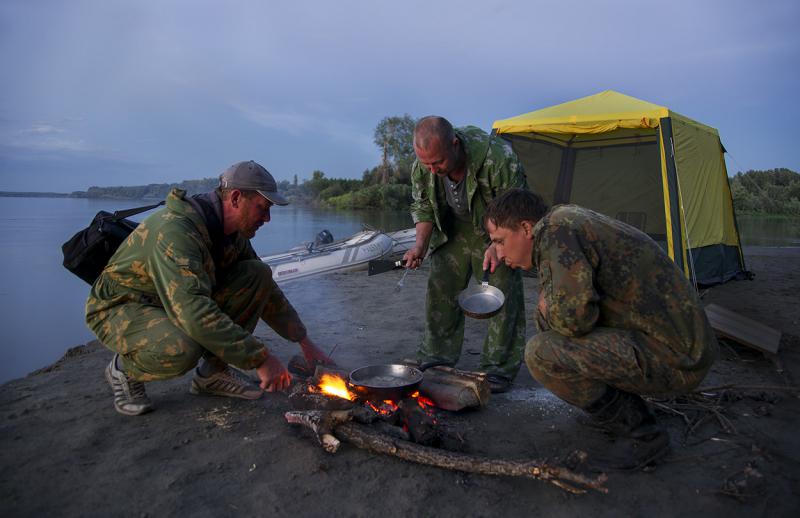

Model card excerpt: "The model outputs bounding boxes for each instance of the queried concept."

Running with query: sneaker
[190,365,263,400]
[486,374,512,394]
[105,354,154,416]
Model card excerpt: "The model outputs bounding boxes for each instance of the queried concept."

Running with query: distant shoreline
[0,191,74,198]
[0,191,165,201]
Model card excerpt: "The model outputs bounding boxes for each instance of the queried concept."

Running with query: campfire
[315,373,435,418]
[291,369,455,449]
[284,359,608,494]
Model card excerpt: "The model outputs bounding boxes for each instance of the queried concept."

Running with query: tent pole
[670,135,698,291]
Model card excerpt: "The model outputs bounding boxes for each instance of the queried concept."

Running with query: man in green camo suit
[484,188,718,468]
[86,160,333,416]
[402,116,527,393]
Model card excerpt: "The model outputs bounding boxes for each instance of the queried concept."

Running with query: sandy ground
[1,247,799,517]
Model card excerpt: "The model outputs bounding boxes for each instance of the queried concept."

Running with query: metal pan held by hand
[458,269,505,319]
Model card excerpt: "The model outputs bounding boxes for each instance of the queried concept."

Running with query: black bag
[62,201,164,285]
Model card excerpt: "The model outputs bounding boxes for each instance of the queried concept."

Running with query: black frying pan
[348,361,450,401]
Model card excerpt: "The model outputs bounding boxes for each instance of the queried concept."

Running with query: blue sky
[1,0,798,192]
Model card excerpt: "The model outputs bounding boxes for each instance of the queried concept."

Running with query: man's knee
[524,332,564,377]
[126,337,204,380]
[223,259,272,288]
[214,260,274,307]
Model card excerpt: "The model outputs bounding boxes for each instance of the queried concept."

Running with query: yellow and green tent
[492,89,747,285]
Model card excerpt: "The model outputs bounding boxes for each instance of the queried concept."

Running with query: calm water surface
[0,198,797,383]
[0,197,410,383]
[736,215,800,247]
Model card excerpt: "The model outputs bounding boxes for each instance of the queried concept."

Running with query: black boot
[584,388,670,470]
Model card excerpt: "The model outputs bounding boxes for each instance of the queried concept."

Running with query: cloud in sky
[0,0,798,192]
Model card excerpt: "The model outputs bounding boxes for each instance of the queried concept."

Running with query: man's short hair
[217,187,261,202]
[485,188,549,230]
[414,116,455,150]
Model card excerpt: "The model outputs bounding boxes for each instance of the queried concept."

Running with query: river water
[0,196,410,383]
[0,197,797,383]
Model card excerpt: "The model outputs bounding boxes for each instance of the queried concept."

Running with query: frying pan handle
[481,268,490,284]
[419,359,452,371]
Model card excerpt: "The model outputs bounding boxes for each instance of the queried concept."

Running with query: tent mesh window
[504,129,667,248]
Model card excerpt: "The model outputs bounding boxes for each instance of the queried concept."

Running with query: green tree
[729,168,800,215]
[373,114,416,184]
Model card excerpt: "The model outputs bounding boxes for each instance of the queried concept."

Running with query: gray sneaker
[105,354,154,416]
[190,365,263,400]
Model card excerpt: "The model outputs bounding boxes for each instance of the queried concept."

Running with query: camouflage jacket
[410,126,526,252]
[532,205,717,371]
[85,188,306,370]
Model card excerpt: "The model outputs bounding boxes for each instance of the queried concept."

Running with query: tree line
[68,115,800,217]
[729,168,800,216]
[73,114,418,210]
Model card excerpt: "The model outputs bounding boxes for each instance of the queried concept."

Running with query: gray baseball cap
[219,160,289,206]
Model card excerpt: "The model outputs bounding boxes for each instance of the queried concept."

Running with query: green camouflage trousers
[418,217,526,379]
[526,327,712,408]
[95,260,277,381]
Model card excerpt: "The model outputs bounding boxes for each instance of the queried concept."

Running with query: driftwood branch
[693,384,800,394]
[285,410,352,453]
[285,410,607,494]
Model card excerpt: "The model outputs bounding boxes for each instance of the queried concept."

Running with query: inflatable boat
[261,229,396,283]
[385,227,416,256]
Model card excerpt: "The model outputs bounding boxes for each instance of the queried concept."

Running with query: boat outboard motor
[314,229,334,247]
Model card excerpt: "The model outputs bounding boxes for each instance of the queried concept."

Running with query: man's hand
[482,243,501,273]
[402,245,426,270]
[403,221,433,269]
[299,336,336,367]
[256,353,292,392]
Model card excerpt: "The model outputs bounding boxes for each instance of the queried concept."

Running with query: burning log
[287,355,316,378]
[285,409,608,494]
[420,379,482,412]
[403,363,491,411]
[288,392,356,411]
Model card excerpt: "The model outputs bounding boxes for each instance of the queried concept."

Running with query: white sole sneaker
[105,355,154,416]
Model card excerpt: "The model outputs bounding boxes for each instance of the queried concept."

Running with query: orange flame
[317,373,357,401]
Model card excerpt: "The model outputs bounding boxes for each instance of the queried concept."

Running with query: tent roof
[492,90,719,136]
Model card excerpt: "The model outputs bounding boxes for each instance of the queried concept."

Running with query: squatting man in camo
[484,188,718,469]
[86,160,334,416]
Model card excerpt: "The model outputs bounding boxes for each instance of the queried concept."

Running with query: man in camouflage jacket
[403,116,527,392]
[484,188,718,468]
[86,160,332,416]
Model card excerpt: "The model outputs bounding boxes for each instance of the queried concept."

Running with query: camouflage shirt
[85,188,306,370]
[410,126,526,252]
[532,205,717,371]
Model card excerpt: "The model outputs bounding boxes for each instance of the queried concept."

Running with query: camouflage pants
[526,327,711,408]
[94,260,274,382]
[418,217,526,379]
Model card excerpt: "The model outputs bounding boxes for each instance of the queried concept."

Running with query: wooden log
[398,399,467,451]
[288,355,315,378]
[398,398,437,445]
[419,380,480,411]
[288,392,356,411]
[332,420,608,494]
[284,410,352,453]
[421,367,490,409]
